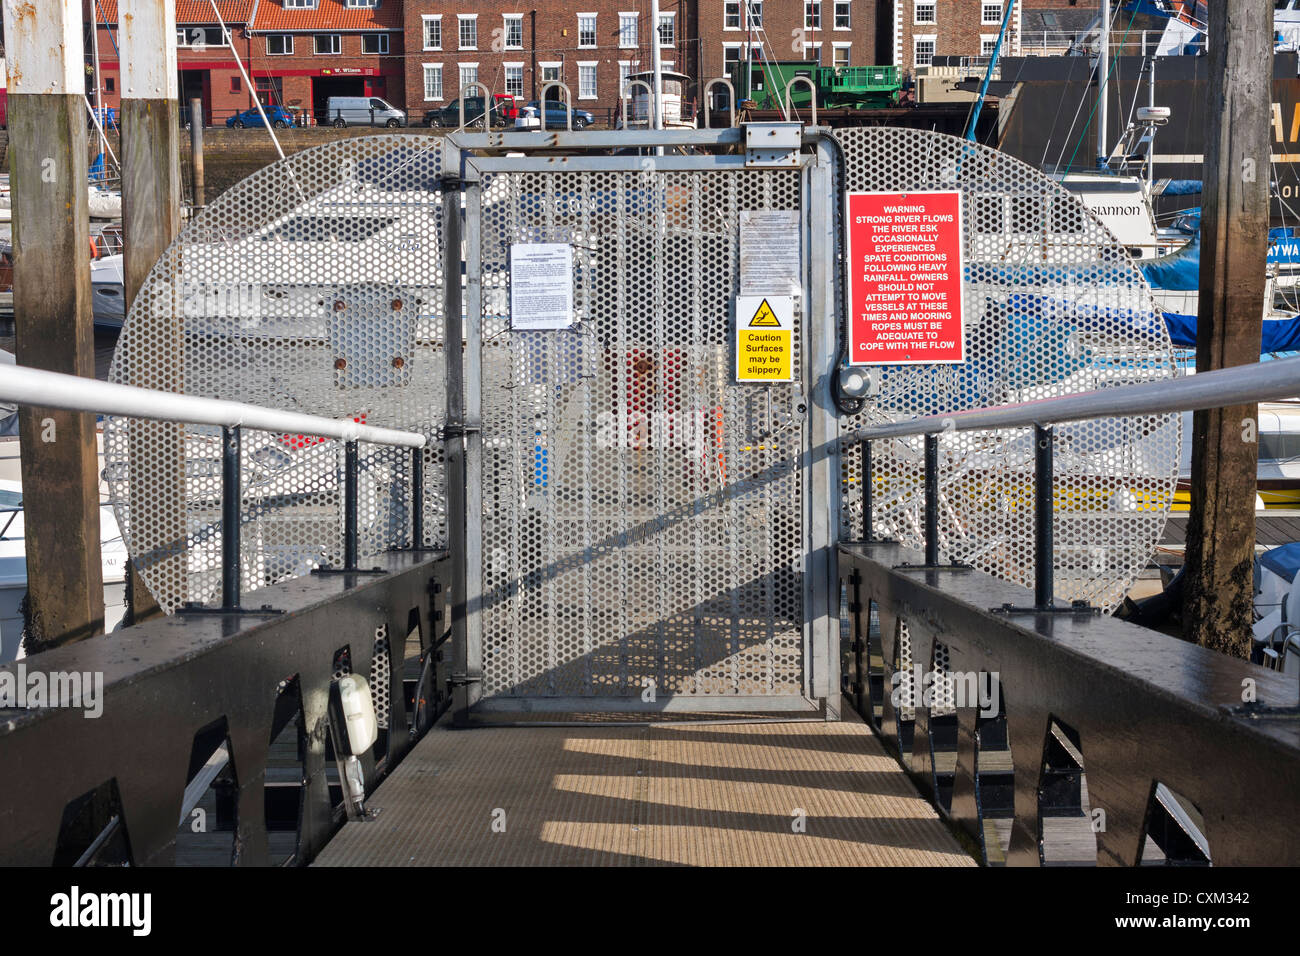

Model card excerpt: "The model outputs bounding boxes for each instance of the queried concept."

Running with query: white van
[324,96,407,128]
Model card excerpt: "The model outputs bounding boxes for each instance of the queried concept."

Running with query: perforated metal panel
[471,165,809,702]
[104,137,449,612]
[833,128,1179,611]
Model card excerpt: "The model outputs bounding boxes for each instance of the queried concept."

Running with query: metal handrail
[851,355,1300,610]
[0,363,425,448]
[0,363,428,613]
[853,354,1300,442]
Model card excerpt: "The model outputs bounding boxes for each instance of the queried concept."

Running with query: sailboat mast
[1098,0,1110,168]
[91,4,104,121]
[1148,55,1156,191]
[650,0,664,130]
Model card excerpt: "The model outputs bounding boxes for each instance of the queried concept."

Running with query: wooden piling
[1182,1,1274,658]
[189,96,205,208]
[1,0,106,650]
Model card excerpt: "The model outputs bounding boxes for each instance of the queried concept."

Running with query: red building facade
[87,0,406,125]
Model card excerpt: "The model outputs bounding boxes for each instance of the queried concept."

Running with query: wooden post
[1182,1,1273,659]
[121,0,185,625]
[189,96,206,208]
[1,0,105,650]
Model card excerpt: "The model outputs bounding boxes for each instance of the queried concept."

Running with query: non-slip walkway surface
[314,706,974,867]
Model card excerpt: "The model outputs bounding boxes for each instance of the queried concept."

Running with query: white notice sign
[739,210,801,297]
[510,243,574,329]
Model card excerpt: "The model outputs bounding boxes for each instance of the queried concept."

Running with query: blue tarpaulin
[1161,310,1300,353]
[1140,233,1201,291]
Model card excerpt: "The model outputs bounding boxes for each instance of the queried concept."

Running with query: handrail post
[344,440,359,572]
[1034,425,1054,609]
[924,434,939,567]
[861,440,873,542]
[221,426,241,610]
[411,446,425,550]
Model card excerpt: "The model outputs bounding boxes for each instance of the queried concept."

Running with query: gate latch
[745,123,802,168]
[449,672,482,687]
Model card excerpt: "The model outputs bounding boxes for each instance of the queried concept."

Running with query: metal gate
[444,128,841,719]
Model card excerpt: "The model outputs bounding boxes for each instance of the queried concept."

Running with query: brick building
[402,2,692,125]
[247,0,406,121]
[87,0,406,125]
[694,0,885,102]
[88,1,258,125]
[890,1,1098,76]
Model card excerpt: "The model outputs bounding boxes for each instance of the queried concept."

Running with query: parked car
[525,100,595,130]
[226,105,295,129]
[324,96,407,128]
[423,96,505,129]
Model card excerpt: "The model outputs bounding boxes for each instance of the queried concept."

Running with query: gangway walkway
[314,705,973,866]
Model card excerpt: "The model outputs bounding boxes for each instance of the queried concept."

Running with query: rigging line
[1062,3,1139,174]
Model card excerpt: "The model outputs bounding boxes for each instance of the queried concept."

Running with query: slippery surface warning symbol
[735,295,794,383]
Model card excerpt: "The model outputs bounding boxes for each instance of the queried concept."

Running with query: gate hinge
[744,122,802,168]
[449,672,482,687]
[440,174,465,191]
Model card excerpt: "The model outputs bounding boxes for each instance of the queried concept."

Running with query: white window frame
[618,60,632,96]
[362,33,389,55]
[266,34,294,56]
[459,62,480,94]
[980,34,999,57]
[805,1,821,30]
[314,33,341,56]
[422,63,444,101]
[577,14,598,49]
[833,1,851,30]
[503,15,524,50]
[832,41,851,68]
[458,15,478,51]
[724,2,741,31]
[577,60,598,100]
[747,1,763,29]
[343,0,379,8]
[982,3,1004,26]
[658,12,675,47]
[422,15,442,51]
[914,2,936,26]
[618,12,638,49]
[539,60,563,84]
[504,62,525,97]
[802,41,823,63]
[283,0,317,9]
[913,34,936,68]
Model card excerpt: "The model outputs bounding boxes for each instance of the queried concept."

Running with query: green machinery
[726,60,900,111]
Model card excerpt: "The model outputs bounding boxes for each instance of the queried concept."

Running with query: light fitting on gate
[837,364,877,401]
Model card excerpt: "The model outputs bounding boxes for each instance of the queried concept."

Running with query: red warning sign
[847,190,965,365]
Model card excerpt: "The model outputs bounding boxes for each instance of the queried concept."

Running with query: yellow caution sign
[735,295,795,383]
[748,298,782,327]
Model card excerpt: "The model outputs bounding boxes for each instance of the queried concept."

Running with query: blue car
[226,106,295,129]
